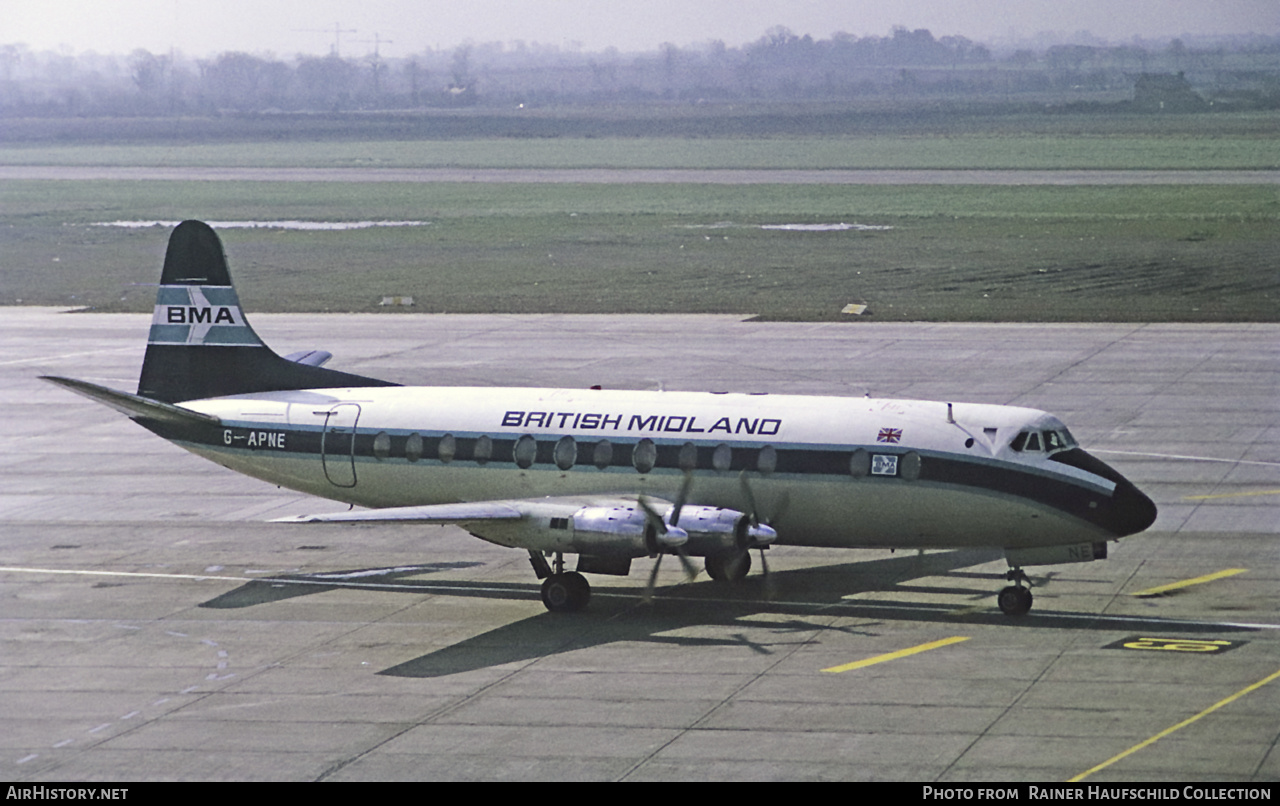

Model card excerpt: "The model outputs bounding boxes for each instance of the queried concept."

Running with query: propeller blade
[642,552,663,604]
[758,547,775,601]
[738,471,760,526]
[637,495,666,535]
[675,546,698,580]
[670,470,694,526]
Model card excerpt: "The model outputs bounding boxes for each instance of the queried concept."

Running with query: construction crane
[295,22,358,57]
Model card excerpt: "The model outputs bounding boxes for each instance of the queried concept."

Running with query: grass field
[4,178,1276,322]
[3,108,1276,321]
[3,132,1278,171]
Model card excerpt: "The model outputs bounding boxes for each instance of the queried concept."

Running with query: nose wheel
[997,568,1033,616]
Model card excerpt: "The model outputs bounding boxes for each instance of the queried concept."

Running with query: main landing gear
[530,551,592,613]
[541,571,591,613]
[704,550,751,582]
[997,567,1033,616]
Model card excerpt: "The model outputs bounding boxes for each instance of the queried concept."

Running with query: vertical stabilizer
[138,221,397,403]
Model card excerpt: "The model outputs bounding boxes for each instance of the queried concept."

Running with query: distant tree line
[2,26,1278,117]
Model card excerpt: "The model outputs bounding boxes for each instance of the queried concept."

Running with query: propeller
[736,471,785,593]
[637,471,698,603]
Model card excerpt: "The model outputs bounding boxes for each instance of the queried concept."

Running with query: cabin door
[320,404,361,488]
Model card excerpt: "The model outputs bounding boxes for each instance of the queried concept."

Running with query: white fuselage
[165,385,1124,554]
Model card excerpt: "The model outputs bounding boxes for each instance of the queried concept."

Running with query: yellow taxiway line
[1070,665,1280,782]
[1183,488,1280,501]
[1129,568,1247,598]
[821,635,969,674]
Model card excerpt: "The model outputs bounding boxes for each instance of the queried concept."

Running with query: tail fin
[137,221,398,403]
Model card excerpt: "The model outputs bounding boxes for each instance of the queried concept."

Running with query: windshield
[1010,427,1077,454]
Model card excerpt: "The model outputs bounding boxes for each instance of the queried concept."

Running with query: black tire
[705,550,751,582]
[541,572,590,612]
[997,586,1033,616]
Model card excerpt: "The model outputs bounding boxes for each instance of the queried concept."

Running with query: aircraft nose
[1108,475,1158,537]
[1050,448,1157,537]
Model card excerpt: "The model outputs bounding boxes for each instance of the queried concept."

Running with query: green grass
[3,131,1278,171]
[4,180,1276,322]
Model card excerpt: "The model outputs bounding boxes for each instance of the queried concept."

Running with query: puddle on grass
[759,223,894,232]
[679,222,893,232]
[91,220,429,230]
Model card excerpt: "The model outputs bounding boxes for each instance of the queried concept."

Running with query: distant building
[1133,72,1207,112]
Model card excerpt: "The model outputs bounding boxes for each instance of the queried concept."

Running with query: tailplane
[137,220,397,403]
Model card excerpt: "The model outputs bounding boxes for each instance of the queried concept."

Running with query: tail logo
[149,285,263,347]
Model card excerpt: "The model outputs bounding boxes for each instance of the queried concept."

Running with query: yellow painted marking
[1121,637,1233,653]
[821,636,969,674]
[1183,488,1280,501]
[1129,568,1246,597]
[1069,665,1280,782]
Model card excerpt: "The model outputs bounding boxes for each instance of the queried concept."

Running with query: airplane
[43,220,1157,617]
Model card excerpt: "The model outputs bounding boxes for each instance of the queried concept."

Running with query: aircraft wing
[274,492,678,525]
[274,501,527,524]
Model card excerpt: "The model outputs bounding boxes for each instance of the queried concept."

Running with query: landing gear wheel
[997,585,1033,617]
[541,572,591,613]
[705,551,751,582]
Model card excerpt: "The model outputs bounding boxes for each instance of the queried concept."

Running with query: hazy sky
[4,0,1277,57]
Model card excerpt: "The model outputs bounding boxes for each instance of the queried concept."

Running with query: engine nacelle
[660,505,778,556]
[570,505,685,558]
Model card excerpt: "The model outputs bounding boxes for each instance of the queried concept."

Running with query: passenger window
[554,436,576,471]
[678,442,698,472]
[632,439,656,474]
[405,432,423,463]
[438,433,456,463]
[592,439,613,470]
[473,435,493,465]
[712,443,732,472]
[514,435,537,469]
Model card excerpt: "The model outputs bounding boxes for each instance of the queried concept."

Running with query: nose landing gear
[998,568,1033,616]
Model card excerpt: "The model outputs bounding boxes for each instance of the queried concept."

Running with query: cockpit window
[1010,427,1076,454]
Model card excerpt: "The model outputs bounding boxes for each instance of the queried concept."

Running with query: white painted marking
[17,754,38,764]
[88,723,111,734]
[121,711,140,720]
[0,348,135,367]
[53,739,73,748]
[761,223,894,231]
[93,220,428,230]
[1093,449,1280,468]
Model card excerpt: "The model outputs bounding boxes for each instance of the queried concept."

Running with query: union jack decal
[877,427,903,444]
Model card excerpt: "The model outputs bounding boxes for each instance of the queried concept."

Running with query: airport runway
[2,309,1277,782]
[4,166,1279,184]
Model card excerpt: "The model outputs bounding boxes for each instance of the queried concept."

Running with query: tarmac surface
[4,166,1279,184]
[2,309,1277,782]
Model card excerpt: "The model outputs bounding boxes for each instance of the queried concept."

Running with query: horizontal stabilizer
[274,501,526,524]
[283,350,333,367]
[41,376,220,426]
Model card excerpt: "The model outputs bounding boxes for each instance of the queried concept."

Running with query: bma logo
[167,306,237,325]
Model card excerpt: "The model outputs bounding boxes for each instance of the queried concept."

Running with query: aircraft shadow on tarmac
[193,548,1259,678]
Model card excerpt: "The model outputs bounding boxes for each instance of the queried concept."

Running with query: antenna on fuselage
[947,402,955,424]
